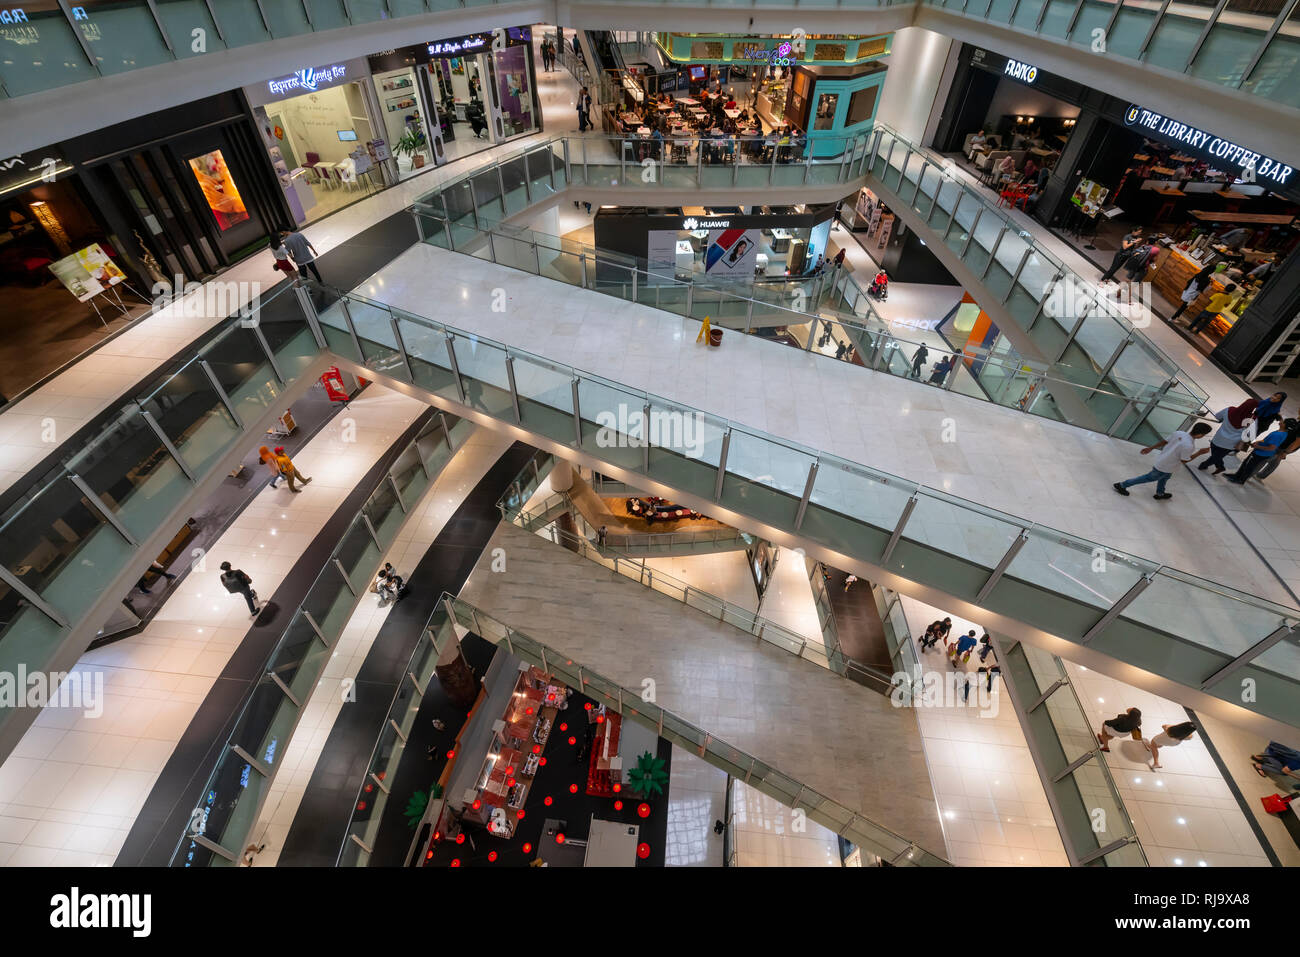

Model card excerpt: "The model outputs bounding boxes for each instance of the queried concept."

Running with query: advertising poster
[187,149,250,231]
[647,229,679,285]
[704,228,759,277]
[1069,178,1109,218]
[48,243,126,303]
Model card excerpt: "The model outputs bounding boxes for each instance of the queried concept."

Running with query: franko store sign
[268,63,348,97]
[1003,58,1038,84]
[1123,104,1293,186]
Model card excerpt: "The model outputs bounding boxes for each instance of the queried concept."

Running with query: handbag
[1130,728,1143,741]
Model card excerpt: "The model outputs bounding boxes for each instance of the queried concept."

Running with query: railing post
[981,225,1008,280]
[1004,246,1033,303]
[571,377,583,447]
[443,333,466,403]
[505,354,522,422]
[580,252,588,288]
[714,428,731,501]
[793,460,819,530]
[140,409,197,483]
[882,492,919,563]
[1081,571,1157,643]
[975,528,1030,603]
[198,358,243,430]
[337,296,366,366]
[960,207,983,258]
[389,313,416,381]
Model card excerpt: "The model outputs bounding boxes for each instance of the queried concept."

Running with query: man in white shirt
[1113,423,1213,500]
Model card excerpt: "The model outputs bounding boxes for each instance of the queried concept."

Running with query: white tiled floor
[730,779,842,867]
[1065,662,1271,867]
[664,748,726,867]
[247,426,513,866]
[0,385,427,866]
[0,30,583,497]
[895,595,1067,867]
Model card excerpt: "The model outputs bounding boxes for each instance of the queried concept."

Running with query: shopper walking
[577,87,592,132]
[1113,423,1212,500]
[1186,283,1237,334]
[1124,241,1156,282]
[1100,228,1143,281]
[258,445,283,489]
[1254,391,1287,432]
[136,560,177,595]
[950,629,978,665]
[928,355,954,385]
[220,561,262,618]
[910,343,929,378]
[1170,261,1221,322]
[1147,720,1197,769]
[273,445,313,492]
[1197,400,1257,475]
[918,621,943,652]
[270,236,298,279]
[281,229,322,283]
[1227,419,1293,484]
[597,525,607,547]
[1096,707,1142,751]
[1257,417,1300,481]
[843,573,858,591]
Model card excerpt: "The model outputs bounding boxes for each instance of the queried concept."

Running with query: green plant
[394,128,427,158]
[404,790,428,829]
[625,750,668,799]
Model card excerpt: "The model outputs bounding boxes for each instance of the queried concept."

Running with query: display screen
[689,66,706,80]
[187,149,250,231]
[337,129,358,141]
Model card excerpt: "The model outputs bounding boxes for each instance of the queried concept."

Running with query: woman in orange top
[258,445,282,489]
[274,446,312,492]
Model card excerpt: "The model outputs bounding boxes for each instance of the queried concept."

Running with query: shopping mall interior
[0,1,1299,909]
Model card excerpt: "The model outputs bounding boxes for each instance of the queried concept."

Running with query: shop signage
[683,216,730,229]
[1123,104,1293,186]
[1003,58,1038,84]
[0,148,70,196]
[427,26,530,58]
[0,8,29,23]
[267,63,348,97]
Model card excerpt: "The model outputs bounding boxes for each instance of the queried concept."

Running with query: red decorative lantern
[614,800,623,811]
[544,796,553,806]
[516,810,526,820]
[455,833,465,844]
[584,703,593,711]
[637,803,651,818]
[471,799,481,810]
[568,736,576,745]
[612,783,621,793]
[637,843,650,860]
[426,850,433,861]
[539,757,547,767]
[560,723,568,732]
[555,832,565,844]
[356,801,366,811]
[569,783,578,794]
[596,714,605,724]
[450,859,461,867]
[446,749,455,759]
[532,745,541,754]
[487,851,498,862]
[522,842,532,854]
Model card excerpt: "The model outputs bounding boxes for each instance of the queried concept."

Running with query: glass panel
[449,334,513,418]
[207,0,271,46]
[0,2,96,95]
[262,0,312,37]
[304,0,348,28]
[0,474,132,621]
[139,360,240,475]
[1143,0,1219,71]
[198,326,279,424]
[1188,0,1279,86]
[336,516,381,594]
[362,479,403,546]
[720,428,814,527]
[1240,3,1300,104]
[258,299,319,382]
[390,444,429,507]
[345,0,387,22]
[66,411,191,541]
[301,565,354,641]
[77,0,175,74]
[154,0,228,58]
[803,460,914,560]
[269,612,329,701]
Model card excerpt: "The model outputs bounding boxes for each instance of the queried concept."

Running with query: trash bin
[709,328,723,347]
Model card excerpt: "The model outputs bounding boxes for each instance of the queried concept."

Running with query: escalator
[585,29,625,74]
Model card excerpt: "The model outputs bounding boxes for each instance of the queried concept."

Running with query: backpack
[221,570,246,593]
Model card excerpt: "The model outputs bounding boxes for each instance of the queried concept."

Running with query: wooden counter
[1149,245,1225,318]
[1190,210,1297,225]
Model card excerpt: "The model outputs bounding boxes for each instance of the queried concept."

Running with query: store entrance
[433,55,493,163]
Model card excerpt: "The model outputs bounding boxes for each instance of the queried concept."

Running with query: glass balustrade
[408,130,1208,448]
[330,593,949,866]
[0,284,327,691]
[173,412,460,866]
[999,639,1148,866]
[315,287,1300,732]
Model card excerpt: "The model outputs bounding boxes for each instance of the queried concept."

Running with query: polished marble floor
[0,386,427,866]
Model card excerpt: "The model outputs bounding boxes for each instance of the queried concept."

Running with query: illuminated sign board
[1003,58,1038,84]
[427,26,530,58]
[267,63,347,97]
[1123,104,1293,186]
[683,217,731,229]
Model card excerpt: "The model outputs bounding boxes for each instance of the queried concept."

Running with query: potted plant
[625,751,668,799]
[394,128,428,170]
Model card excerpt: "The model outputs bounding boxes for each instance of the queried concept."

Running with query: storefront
[367,48,440,180]
[426,27,539,163]
[770,63,887,158]
[245,57,391,227]
[593,204,836,285]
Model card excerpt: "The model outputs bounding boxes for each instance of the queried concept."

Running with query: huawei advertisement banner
[704,228,759,277]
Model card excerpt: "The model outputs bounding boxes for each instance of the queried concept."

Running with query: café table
[724,108,742,119]
[678,97,698,106]
[1150,166,1175,176]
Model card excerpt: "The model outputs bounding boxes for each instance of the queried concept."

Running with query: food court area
[937,43,1298,356]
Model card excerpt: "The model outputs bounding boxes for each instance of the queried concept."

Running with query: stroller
[868,270,889,301]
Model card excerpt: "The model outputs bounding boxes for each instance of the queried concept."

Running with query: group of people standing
[1096,707,1196,770]
[1114,392,1292,499]
[918,617,1000,693]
